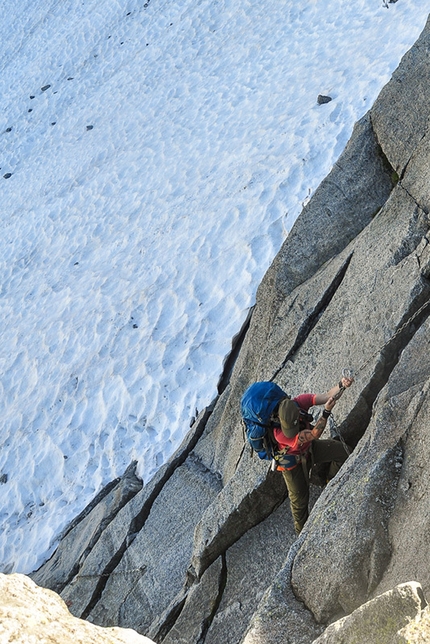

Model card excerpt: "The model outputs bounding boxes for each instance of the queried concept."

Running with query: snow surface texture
[0,0,427,573]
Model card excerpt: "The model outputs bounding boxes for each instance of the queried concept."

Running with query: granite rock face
[31,14,430,644]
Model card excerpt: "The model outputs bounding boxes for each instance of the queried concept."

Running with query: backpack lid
[241,381,288,424]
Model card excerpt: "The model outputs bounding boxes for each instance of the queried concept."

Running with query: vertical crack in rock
[146,555,227,644]
[218,307,254,394]
[378,140,401,187]
[271,253,353,381]
[79,405,215,620]
[151,593,189,643]
[196,554,228,644]
[368,111,408,182]
[340,288,430,446]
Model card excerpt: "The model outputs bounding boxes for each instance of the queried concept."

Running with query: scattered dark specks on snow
[3,173,12,179]
[317,94,332,104]
[86,125,94,130]
[41,84,51,92]
[0,473,8,484]
[133,324,138,329]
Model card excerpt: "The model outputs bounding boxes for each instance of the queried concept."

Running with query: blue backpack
[240,381,287,460]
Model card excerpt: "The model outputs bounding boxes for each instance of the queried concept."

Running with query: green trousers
[281,439,349,535]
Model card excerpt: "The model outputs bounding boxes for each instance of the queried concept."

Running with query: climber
[273,375,354,535]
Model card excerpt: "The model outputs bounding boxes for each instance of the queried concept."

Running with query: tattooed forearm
[298,417,326,443]
[313,417,326,433]
[298,429,315,443]
[312,417,327,439]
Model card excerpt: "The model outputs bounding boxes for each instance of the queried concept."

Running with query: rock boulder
[0,573,154,644]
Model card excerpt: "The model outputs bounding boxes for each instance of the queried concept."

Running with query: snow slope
[0,0,427,573]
